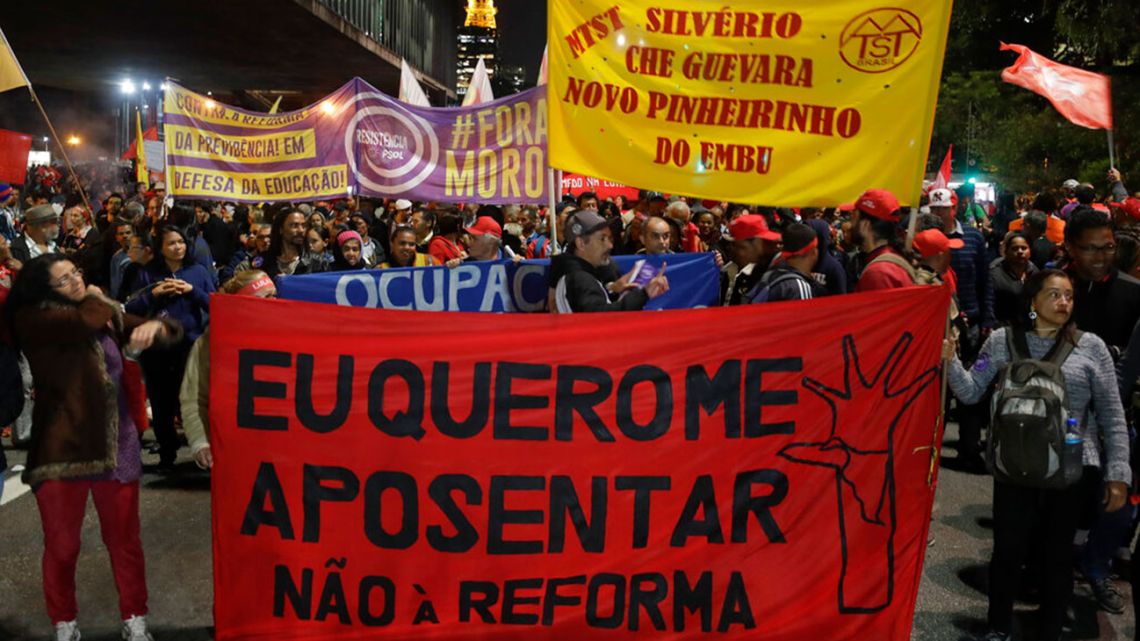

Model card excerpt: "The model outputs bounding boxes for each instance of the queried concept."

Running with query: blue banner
[276,253,719,312]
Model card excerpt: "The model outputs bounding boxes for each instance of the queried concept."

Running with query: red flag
[931,145,952,191]
[1000,42,1112,130]
[0,128,31,184]
[120,125,158,161]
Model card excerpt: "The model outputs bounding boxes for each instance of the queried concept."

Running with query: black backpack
[987,329,1084,488]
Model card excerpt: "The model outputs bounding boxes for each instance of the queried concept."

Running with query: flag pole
[1108,129,1116,169]
[924,309,952,486]
[27,85,94,216]
[547,167,560,254]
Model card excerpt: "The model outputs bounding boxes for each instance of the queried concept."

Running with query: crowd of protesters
[3,159,1140,641]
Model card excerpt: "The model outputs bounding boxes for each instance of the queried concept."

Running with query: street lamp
[142,82,151,91]
[120,79,136,94]
[66,135,81,146]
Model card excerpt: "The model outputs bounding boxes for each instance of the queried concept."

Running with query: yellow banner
[548,1,953,206]
[163,85,311,130]
[135,110,148,190]
[166,125,317,164]
[169,164,348,201]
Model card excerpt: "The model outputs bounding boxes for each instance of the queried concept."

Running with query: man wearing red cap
[746,223,824,303]
[913,228,963,287]
[1109,197,1140,228]
[912,229,964,336]
[722,214,781,305]
[463,216,504,261]
[851,189,914,292]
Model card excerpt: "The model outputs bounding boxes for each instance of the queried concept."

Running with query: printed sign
[163,81,549,204]
[208,285,950,640]
[547,1,953,206]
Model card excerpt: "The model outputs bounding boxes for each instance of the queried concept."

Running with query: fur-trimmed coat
[14,293,181,485]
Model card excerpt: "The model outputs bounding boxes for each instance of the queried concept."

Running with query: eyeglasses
[1074,243,1116,255]
[51,268,83,288]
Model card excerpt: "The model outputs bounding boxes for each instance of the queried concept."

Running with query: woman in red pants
[6,254,181,641]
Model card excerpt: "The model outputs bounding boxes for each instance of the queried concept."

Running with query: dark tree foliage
[929,0,1140,194]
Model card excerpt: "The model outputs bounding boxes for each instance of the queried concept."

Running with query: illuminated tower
[457,0,498,100]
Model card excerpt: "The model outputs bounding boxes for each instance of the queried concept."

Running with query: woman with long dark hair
[6,254,181,641]
[944,268,1130,641]
[125,224,215,468]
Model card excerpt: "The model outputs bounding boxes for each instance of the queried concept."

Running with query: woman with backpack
[943,268,1130,641]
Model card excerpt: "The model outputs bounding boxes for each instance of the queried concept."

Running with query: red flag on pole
[931,145,952,191]
[120,125,158,161]
[999,42,1112,130]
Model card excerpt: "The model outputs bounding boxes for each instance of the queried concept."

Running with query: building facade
[457,0,498,100]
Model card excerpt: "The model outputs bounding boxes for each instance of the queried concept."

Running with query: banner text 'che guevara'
[547,0,953,206]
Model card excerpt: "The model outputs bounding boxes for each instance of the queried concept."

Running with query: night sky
[494,0,546,81]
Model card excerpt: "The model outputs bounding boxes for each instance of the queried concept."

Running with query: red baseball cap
[855,189,902,221]
[729,214,781,242]
[465,216,502,239]
[1110,197,1140,220]
[912,229,964,258]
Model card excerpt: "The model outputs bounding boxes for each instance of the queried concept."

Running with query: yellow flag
[0,26,30,93]
[268,95,283,114]
[548,1,954,206]
[135,110,149,190]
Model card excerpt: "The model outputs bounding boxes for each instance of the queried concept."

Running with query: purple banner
[162,79,549,204]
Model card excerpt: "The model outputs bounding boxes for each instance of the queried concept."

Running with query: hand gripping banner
[209,285,950,640]
[163,80,549,204]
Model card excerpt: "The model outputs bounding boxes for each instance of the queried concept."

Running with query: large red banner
[209,285,950,640]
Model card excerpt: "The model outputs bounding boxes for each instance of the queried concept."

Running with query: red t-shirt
[855,247,913,292]
[682,221,701,253]
[428,235,464,264]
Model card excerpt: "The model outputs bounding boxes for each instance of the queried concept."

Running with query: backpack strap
[1044,330,1083,366]
[867,251,919,284]
[1007,328,1030,361]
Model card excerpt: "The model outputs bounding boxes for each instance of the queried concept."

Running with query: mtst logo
[839,8,922,74]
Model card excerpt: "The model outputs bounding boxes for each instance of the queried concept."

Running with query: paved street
[1,422,1135,641]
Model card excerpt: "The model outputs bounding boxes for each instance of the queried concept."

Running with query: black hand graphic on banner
[779,333,937,614]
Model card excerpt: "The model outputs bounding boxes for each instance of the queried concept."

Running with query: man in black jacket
[1066,207,1140,351]
[1064,206,1140,614]
[553,210,668,313]
[749,223,824,303]
[10,204,59,264]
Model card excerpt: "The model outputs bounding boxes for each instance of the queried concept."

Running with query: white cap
[152,181,166,190]
[928,188,953,208]
[1062,179,1079,190]
[395,199,412,210]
